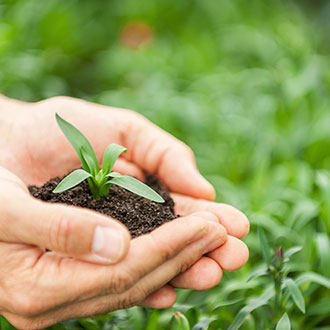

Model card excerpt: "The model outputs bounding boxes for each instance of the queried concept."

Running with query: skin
[0,95,249,329]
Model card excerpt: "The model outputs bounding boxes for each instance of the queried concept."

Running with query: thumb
[2,194,131,264]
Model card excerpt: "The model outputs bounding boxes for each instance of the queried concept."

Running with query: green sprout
[53,113,165,203]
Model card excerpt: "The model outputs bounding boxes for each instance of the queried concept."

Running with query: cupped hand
[0,95,249,326]
[0,166,227,329]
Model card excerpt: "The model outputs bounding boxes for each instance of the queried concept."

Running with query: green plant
[53,114,164,203]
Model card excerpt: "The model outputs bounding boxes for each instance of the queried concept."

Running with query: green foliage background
[1,0,330,329]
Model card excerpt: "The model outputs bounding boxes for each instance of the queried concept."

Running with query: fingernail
[203,222,227,253]
[186,218,210,244]
[92,226,124,263]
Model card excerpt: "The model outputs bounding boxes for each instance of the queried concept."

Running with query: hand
[0,95,249,326]
[0,166,227,329]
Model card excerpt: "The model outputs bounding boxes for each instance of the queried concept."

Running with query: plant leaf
[102,144,127,174]
[212,297,244,310]
[257,227,271,265]
[144,309,159,330]
[316,233,330,276]
[169,312,190,330]
[247,268,269,282]
[296,272,330,289]
[108,174,165,203]
[275,313,291,330]
[184,307,200,328]
[55,113,99,172]
[308,297,330,316]
[107,171,123,178]
[283,278,305,314]
[81,146,98,174]
[191,318,214,330]
[228,286,274,330]
[53,169,92,193]
[284,246,302,261]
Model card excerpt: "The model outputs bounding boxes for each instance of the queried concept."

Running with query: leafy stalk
[53,114,164,203]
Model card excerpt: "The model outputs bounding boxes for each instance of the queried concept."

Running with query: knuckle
[118,287,147,309]
[117,293,137,310]
[109,270,136,294]
[177,260,193,274]
[49,208,71,253]
[148,234,176,262]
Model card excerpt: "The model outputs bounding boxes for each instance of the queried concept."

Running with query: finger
[0,190,130,265]
[122,115,216,200]
[71,215,224,301]
[172,193,250,238]
[8,213,222,310]
[3,286,177,330]
[138,285,177,308]
[170,257,222,290]
[207,236,249,271]
[115,221,226,305]
[87,215,226,297]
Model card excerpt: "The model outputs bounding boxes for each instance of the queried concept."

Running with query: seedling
[53,113,164,203]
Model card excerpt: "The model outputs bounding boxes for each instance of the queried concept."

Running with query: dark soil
[28,174,178,238]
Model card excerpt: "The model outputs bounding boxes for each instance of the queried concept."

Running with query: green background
[0,0,330,329]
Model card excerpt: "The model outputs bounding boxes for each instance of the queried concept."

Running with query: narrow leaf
[247,268,269,282]
[145,309,160,330]
[258,227,271,265]
[228,286,274,330]
[191,318,214,330]
[316,233,330,276]
[102,144,127,174]
[109,174,165,203]
[81,146,98,174]
[284,278,305,313]
[212,297,244,310]
[284,246,302,261]
[296,272,330,289]
[276,313,291,330]
[53,169,92,193]
[108,171,123,178]
[55,113,99,172]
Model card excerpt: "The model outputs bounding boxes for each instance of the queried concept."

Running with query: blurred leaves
[258,227,272,265]
[0,0,330,329]
[283,278,306,314]
[276,313,291,330]
[169,312,190,330]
